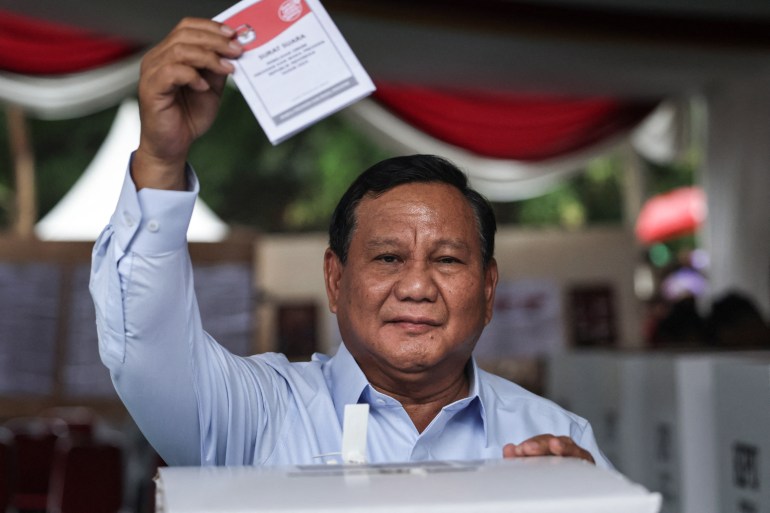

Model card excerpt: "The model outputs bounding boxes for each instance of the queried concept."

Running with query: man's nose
[394,261,438,302]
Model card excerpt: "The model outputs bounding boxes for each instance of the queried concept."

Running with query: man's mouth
[387,316,441,330]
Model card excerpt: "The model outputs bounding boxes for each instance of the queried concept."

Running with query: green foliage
[496,152,626,228]
[514,184,586,227]
[0,91,696,236]
[0,105,117,228]
[646,158,697,195]
[189,87,390,232]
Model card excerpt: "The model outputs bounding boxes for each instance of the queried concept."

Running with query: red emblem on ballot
[279,0,303,22]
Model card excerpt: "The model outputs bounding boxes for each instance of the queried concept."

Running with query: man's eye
[438,256,459,264]
[376,255,399,263]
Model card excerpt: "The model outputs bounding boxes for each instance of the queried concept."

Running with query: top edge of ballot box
[156,457,661,513]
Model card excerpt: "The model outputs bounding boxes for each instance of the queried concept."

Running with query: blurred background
[0,1,769,512]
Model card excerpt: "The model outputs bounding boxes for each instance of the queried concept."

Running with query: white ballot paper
[156,458,662,513]
[214,0,375,144]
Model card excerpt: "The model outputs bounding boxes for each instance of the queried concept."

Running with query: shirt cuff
[110,156,199,255]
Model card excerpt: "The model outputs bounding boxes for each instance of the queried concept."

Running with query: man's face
[324,182,498,387]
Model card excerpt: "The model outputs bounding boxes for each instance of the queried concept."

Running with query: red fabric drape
[0,10,141,75]
[374,82,657,161]
[0,10,658,163]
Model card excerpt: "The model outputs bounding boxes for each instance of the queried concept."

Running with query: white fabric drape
[345,98,676,202]
[0,55,141,120]
[703,80,770,318]
[631,100,687,165]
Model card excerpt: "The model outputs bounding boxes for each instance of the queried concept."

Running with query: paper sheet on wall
[214,0,375,144]
[474,279,565,359]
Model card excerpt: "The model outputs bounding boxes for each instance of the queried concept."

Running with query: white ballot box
[155,458,661,513]
[714,358,770,513]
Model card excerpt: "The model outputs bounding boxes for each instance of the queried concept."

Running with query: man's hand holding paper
[133,18,243,191]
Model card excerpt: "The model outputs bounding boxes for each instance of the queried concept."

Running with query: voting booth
[616,351,770,513]
[155,458,661,513]
[546,350,622,468]
[615,353,720,513]
[714,358,770,513]
[548,349,770,513]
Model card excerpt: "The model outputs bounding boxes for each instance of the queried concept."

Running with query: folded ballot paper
[214,0,375,144]
[155,458,662,513]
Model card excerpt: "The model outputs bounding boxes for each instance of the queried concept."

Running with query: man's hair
[328,154,496,267]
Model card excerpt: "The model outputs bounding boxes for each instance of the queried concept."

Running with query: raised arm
[91,19,245,465]
[132,18,243,190]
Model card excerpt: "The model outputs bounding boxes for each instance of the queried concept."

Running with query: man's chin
[381,345,463,376]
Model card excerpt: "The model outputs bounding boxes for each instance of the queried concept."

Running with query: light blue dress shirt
[90,163,611,469]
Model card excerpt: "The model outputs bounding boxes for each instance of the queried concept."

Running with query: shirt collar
[467,357,491,446]
[328,343,370,426]
[328,343,490,443]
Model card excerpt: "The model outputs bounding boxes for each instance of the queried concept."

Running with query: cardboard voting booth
[548,350,770,513]
[714,358,770,513]
[618,353,720,513]
[155,458,661,513]
[546,350,622,467]
[615,351,770,513]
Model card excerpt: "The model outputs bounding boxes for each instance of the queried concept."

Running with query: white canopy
[35,99,229,242]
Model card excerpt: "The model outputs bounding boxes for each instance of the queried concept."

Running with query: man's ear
[484,258,499,325]
[324,248,343,314]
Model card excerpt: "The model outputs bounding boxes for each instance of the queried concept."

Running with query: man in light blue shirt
[91,18,610,469]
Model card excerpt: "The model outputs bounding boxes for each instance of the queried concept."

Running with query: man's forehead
[350,183,480,252]
[363,236,472,251]
[357,188,474,228]
[357,182,471,215]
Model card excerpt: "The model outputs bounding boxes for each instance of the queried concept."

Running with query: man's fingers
[140,18,242,94]
[132,17,239,188]
[163,26,243,58]
[503,437,550,457]
[548,436,568,455]
[141,43,237,101]
[149,42,239,80]
[173,17,236,37]
[550,436,596,463]
[503,435,595,464]
[538,435,591,461]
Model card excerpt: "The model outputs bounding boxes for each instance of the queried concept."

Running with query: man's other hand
[134,18,243,191]
[503,434,595,464]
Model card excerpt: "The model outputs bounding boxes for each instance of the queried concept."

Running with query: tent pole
[6,105,37,238]
[621,141,645,230]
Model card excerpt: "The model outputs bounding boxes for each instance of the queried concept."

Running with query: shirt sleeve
[90,159,203,465]
[571,419,614,470]
[90,159,297,467]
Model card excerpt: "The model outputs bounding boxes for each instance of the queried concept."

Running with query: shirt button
[123,212,135,227]
[147,219,160,233]
[376,398,386,405]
